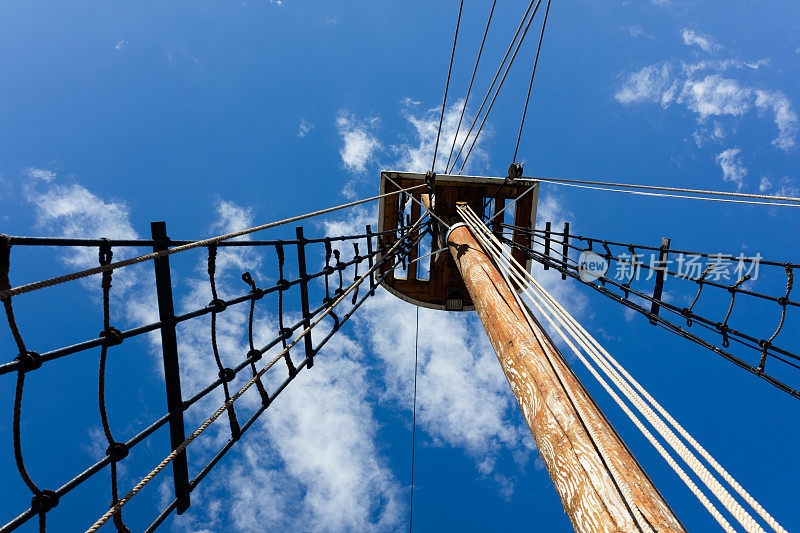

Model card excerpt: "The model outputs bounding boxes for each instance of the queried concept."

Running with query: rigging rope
[0,183,427,300]
[447,0,539,174]
[456,0,545,175]
[409,305,420,532]
[534,177,800,207]
[431,0,464,173]
[458,204,787,533]
[512,0,552,163]
[444,0,497,172]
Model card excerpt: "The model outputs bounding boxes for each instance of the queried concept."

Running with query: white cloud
[616,59,798,151]
[625,25,653,40]
[759,176,799,198]
[755,90,799,151]
[297,118,314,138]
[715,148,747,189]
[115,40,127,50]
[682,28,720,54]
[614,63,676,106]
[336,111,382,174]
[24,167,56,182]
[391,98,488,174]
[680,74,751,117]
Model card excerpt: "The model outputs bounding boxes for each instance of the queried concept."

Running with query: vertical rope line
[242,272,270,405]
[409,305,420,532]
[431,0,464,173]
[96,242,132,533]
[512,0,552,163]
[208,245,240,438]
[1,235,40,497]
[444,0,498,172]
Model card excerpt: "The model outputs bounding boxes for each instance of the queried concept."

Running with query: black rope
[448,0,539,174]
[351,243,361,305]
[96,240,131,533]
[0,226,430,533]
[500,233,800,399]
[241,272,270,405]
[1,235,57,532]
[511,0,552,163]
[431,0,463,173]
[457,0,545,174]
[275,244,297,376]
[207,245,241,440]
[409,305,420,532]
[323,239,333,303]
[445,0,498,172]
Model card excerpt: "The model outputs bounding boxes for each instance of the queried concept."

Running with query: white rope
[461,205,785,533]
[534,176,800,203]
[84,220,423,533]
[537,180,800,208]
[459,205,784,532]
[455,208,649,530]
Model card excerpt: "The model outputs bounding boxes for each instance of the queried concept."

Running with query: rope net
[0,192,429,532]
[496,222,800,400]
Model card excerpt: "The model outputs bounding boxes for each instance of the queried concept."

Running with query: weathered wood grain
[448,224,685,533]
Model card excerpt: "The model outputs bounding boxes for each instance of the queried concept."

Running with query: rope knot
[99,327,124,347]
[15,351,42,372]
[98,238,113,266]
[208,298,227,313]
[31,489,59,513]
[246,348,262,363]
[105,442,129,462]
[218,368,236,383]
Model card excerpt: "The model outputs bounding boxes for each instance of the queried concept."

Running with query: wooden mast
[446,219,685,532]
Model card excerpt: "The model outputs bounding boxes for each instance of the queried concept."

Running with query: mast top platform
[377,170,539,311]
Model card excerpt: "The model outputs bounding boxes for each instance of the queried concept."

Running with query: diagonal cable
[431,0,464,173]
[444,0,498,172]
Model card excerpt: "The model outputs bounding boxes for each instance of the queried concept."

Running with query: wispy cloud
[297,118,314,138]
[682,28,720,54]
[759,176,798,198]
[715,148,747,189]
[615,60,798,151]
[24,167,56,182]
[391,98,488,174]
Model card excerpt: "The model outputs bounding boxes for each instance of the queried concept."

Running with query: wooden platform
[377,170,539,311]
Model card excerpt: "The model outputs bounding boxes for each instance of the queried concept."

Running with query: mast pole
[446,220,684,532]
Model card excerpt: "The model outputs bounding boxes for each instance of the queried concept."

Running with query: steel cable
[444,0,497,172]
[457,0,545,174]
[512,0,552,163]
[448,0,540,174]
[431,0,464,173]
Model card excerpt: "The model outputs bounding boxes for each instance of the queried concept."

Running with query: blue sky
[1,0,799,531]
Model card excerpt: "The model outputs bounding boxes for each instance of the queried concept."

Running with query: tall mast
[447,219,684,532]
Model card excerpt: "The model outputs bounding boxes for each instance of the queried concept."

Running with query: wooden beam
[447,222,684,533]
